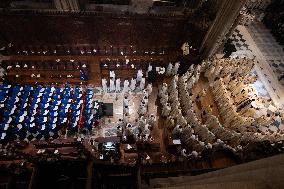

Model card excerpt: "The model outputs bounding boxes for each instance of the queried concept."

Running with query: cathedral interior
[0,0,284,188]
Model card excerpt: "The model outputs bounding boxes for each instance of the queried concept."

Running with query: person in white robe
[102,79,108,93]
[146,64,152,77]
[123,80,130,92]
[139,78,145,90]
[130,78,136,91]
[136,69,143,82]
[110,78,115,92]
[115,78,121,92]
[123,96,129,107]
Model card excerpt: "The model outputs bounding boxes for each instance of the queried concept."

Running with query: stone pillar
[200,0,246,59]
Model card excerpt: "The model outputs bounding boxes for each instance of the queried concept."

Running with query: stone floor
[191,75,223,123]
[229,23,284,108]
[247,22,284,85]
[93,88,160,141]
[229,22,284,130]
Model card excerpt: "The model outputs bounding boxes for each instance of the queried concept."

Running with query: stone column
[200,0,246,59]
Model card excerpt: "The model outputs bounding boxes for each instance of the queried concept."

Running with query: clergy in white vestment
[123,80,130,92]
[110,78,115,92]
[116,78,121,92]
[146,64,152,77]
[102,79,108,92]
[123,96,129,107]
[130,78,136,91]
[140,78,145,90]
[136,69,143,82]
[172,62,180,75]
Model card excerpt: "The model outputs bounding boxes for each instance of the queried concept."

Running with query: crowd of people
[0,84,101,142]
[101,69,146,94]
[1,56,284,163]
[115,82,155,144]
[159,57,284,158]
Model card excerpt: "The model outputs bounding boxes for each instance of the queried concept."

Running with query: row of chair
[0,83,100,141]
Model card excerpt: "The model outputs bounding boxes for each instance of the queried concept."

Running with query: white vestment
[140,78,145,90]
[136,69,143,82]
[110,79,115,92]
[130,78,136,91]
[102,79,108,92]
[123,80,130,92]
[115,78,121,92]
